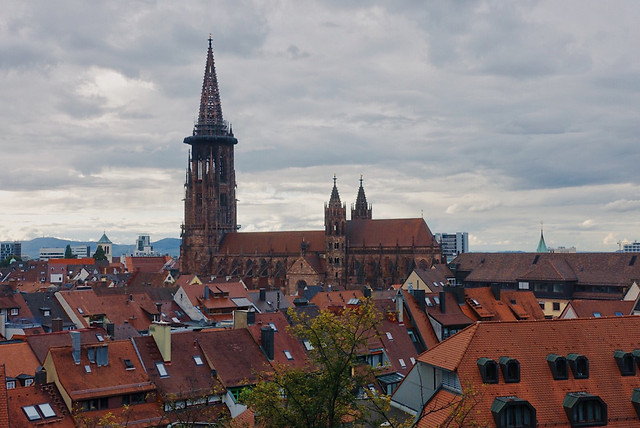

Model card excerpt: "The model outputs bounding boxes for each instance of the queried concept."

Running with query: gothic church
[180,37,443,294]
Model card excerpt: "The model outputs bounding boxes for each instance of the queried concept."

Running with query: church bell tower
[180,36,237,274]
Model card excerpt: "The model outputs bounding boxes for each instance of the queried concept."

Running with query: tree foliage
[0,255,21,267]
[241,299,391,427]
[65,244,76,259]
[93,245,107,262]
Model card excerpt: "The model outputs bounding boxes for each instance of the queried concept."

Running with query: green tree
[0,255,21,267]
[65,244,77,259]
[93,245,107,262]
[241,299,404,428]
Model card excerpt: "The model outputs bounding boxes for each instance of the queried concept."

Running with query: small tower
[351,175,372,220]
[97,232,113,263]
[537,222,548,253]
[325,175,347,285]
[181,35,238,275]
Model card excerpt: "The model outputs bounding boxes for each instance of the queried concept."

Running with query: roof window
[38,403,56,418]
[284,350,293,360]
[563,392,607,427]
[615,311,623,317]
[425,297,433,307]
[22,405,41,421]
[491,396,536,428]
[567,354,589,379]
[386,332,393,341]
[547,354,569,380]
[614,350,635,376]
[499,357,520,383]
[96,334,104,342]
[477,358,499,384]
[124,359,135,370]
[399,359,406,369]
[303,339,314,351]
[593,312,602,318]
[269,322,278,332]
[155,362,169,378]
[193,355,204,366]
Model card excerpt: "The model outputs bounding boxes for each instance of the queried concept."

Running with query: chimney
[0,314,5,339]
[491,283,501,300]
[261,326,274,361]
[364,287,372,298]
[439,291,446,314]
[149,322,172,363]
[106,323,115,338]
[204,285,210,300]
[396,294,404,324]
[70,331,81,364]
[259,288,266,301]
[96,345,109,367]
[233,310,248,329]
[414,289,426,313]
[277,291,281,309]
[35,367,47,385]
[51,318,63,333]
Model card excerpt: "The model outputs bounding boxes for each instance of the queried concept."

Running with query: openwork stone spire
[329,174,341,207]
[194,34,227,136]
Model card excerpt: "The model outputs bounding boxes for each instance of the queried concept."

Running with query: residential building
[0,241,21,261]
[434,232,468,263]
[451,252,640,317]
[402,267,453,292]
[179,37,444,291]
[392,316,640,427]
[560,299,636,319]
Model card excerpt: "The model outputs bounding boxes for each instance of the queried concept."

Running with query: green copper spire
[537,222,548,253]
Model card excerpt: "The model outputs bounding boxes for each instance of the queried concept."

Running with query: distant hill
[19,237,181,260]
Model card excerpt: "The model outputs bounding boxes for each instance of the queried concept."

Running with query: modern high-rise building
[435,232,468,263]
[622,241,640,253]
[0,241,21,261]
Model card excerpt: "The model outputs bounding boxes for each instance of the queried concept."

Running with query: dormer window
[614,350,635,376]
[10,308,18,316]
[499,357,520,383]
[477,358,499,384]
[547,354,569,380]
[563,392,607,427]
[491,396,536,428]
[567,354,589,379]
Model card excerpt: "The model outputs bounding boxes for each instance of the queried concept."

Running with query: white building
[435,232,468,263]
[39,246,90,261]
[623,241,640,253]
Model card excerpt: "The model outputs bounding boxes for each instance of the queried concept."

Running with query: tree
[93,245,107,262]
[0,255,21,267]
[65,244,77,259]
[241,299,405,428]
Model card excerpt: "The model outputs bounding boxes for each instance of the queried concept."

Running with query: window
[615,311,624,316]
[491,397,536,428]
[410,357,416,365]
[399,359,406,369]
[122,392,146,405]
[386,332,393,341]
[593,312,602,318]
[563,392,607,427]
[284,350,293,360]
[124,359,135,370]
[499,357,520,383]
[269,322,278,332]
[614,350,635,376]
[193,355,204,366]
[547,354,568,380]
[77,307,84,314]
[10,308,18,316]
[303,339,313,351]
[477,358,499,384]
[81,397,108,411]
[539,301,545,310]
[24,378,34,387]
[38,403,56,418]
[552,302,560,311]
[6,380,15,389]
[567,354,589,379]
[84,365,92,373]
[156,362,169,378]
[96,334,104,342]
[518,282,529,290]
[22,406,41,421]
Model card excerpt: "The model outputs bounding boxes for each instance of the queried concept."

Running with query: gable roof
[220,231,324,255]
[7,383,75,427]
[399,289,439,350]
[0,341,41,378]
[347,218,438,248]
[247,312,309,369]
[455,252,640,288]
[310,290,365,311]
[562,299,635,318]
[460,287,546,322]
[26,328,107,364]
[416,316,640,425]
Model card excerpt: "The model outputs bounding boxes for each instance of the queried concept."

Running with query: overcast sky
[1,1,639,252]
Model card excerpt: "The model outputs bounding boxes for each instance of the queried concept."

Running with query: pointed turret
[537,223,548,253]
[351,175,372,220]
[328,174,341,207]
[324,175,347,286]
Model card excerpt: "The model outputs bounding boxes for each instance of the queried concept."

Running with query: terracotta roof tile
[563,299,636,318]
[347,218,438,248]
[0,342,41,378]
[26,328,106,363]
[220,231,324,255]
[0,366,8,427]
[248,312,309,369]
[416,316,640,426]
[310,290,365,311]
[399,289,439,350]
[7,383,76,427]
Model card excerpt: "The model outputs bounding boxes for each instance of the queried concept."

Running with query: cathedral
[180,37,443,294]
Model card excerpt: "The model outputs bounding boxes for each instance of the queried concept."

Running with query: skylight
[425,297,433,307]
[84,365,92,373]
[96,334,104,342]
[399,359,406,369]
[22,406,40,421]
[303,340,314,351]
[269,322,278,332]
[77,307,84,314]
[615,311,624,316]
[433,282,438,287]
[156,362,169,378]
[193,355,204,366]
[284,350,293,360]
[593,312,602,318]
[124,359,135,370]
[410,357,416,365]
[386,332,393,341]
[433,296,440,304]
[38,403,56,418]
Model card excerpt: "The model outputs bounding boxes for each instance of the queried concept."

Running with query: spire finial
[333,174,337,186]
[208,33,212,48]
[359,174,363,187]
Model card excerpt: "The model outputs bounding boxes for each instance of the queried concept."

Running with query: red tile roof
[310,290,365,311]
[7,384,76,427]
[46,340,156,402]
[220,231,324,255]
[461,287,546,322]
[563,299,636,318]
[26,328,107,363]
[416,316,640,426]
[0,366,8,427]
[347,218,438,248]
[248,312,309,369]
[0,342,41,378]
[399,289,439,350]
